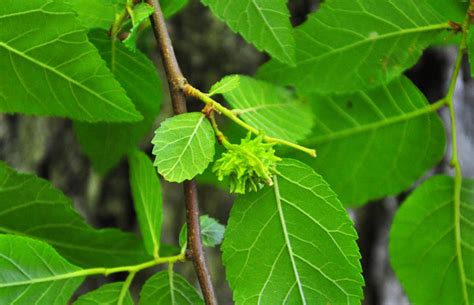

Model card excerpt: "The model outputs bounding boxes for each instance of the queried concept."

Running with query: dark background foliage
[0,0,473,304]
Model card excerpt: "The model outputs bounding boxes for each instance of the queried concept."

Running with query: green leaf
[139,270,204,305]
[0,235,83,304]
[0,161,149,268]
[74,282,134,305]
[390,176,474,305]
[427,0,467,22]
[208,75,240,97]
[297,77,445,206]
[67,0,126,29]
[179,215,225,251]
[222,75,313,142]
[74,30,162,174]
[129,150,163,258]
[0,0,142,122]
[161,0,189,18]
[258,0,449,94]
[152,112,216,183]
[200,0,295,64]
[223,159,364,305]
[123,3,155,52]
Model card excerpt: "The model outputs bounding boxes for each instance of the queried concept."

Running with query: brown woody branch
[146,1,218,304]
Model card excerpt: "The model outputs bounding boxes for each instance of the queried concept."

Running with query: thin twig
[146,1,217,304]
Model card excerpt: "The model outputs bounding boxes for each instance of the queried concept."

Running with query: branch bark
[146,1,218,304]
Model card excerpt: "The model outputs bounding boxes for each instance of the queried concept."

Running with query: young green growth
[213,133,282,194]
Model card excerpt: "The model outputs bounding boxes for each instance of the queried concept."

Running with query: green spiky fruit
[212,133,281,194]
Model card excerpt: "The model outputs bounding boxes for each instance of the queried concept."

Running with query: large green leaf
[74,30,162,174]
[67,0,126,29]
[152,112,215,183]
[258,0,450,94]
[390,176,474,305]
[468,26,474,77]
[139,270,204,305]
[129,150,163,258]
[297,77,445,206]
[0,161,149,268]
[0,235,83,304]
[223,159,364,305]
[74,282,134,305]
[219,75,313,142]
[200,0,295,64]
[427,0,467,22]
[0,0,142,122]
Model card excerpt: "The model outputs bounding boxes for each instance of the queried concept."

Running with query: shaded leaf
[152,112,215,183]
[258,0,449,94]
[139,270,204,305]
[129,150,163,258]
[222,75,313,142]
[67,0,126,29]
[179,215,225,251]
[0,161,149,268]
[74,30,162,174]
[123,3,155,52]
[0,0,142,122]
[297,77,445,206]
[0,235,83,305]
[208,75,240,96]
[74,282,134,305]
[200,0,295,64]
[223,159,364,305]
[390,176,474,305]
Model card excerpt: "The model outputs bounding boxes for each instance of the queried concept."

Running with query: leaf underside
[0,0,141,122]
[297,76,445,206]
[222,75,313,142]
[223,159,364,305]
[0,235,83,305]
[0,161,149,268]
[74,30,162,175]
[139,270,204,305]
[200,0,295,64]
[258,0,447,94]
[390,176,474,305]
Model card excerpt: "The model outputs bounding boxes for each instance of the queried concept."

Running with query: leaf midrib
[0,42,139,119]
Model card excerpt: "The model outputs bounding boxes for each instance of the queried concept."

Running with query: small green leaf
[152,112,215,183]
[161,0,189,18]
[258,0,449,94]
[75,29,162,175]
[208,75,240,96]
[222,76,313,142]
[0,235,83,304]
[139,270,204,305]
[200,0,295,64]
[123,3,155,52]
[67,0,126,29]
[297,77,445,206]
[0,161,149,268]
[0,0,142,122]
[74,282,134,305]
[390,176,474,305]
[129,150,163,258]
[179,215,225,251]
[223,159,364,304]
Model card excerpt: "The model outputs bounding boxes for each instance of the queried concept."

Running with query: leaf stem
[0,253,185,288]
[445,4,473,304]
[184,84,317,157]
[117,271,136,305]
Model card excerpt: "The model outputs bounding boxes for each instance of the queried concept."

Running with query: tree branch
[146,1,217,304]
